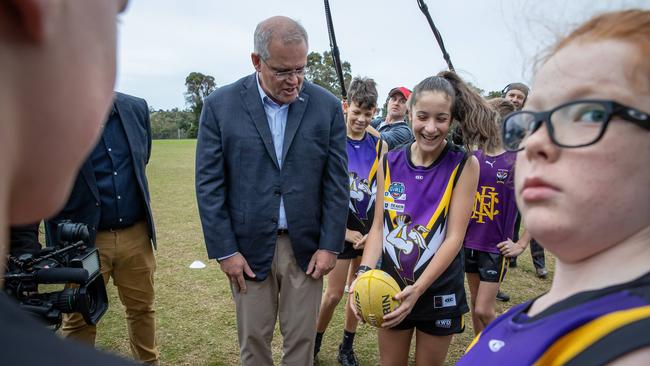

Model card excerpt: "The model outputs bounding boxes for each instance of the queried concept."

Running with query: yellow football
[353,269,401,327]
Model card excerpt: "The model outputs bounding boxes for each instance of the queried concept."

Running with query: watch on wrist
[355,264,372,277]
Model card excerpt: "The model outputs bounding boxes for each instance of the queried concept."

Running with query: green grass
[95,139,553,365]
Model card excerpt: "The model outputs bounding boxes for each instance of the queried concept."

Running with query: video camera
[4,221,108,328]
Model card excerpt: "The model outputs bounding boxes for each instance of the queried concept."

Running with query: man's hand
[497,238,525,258]
[219,253,256,293]
[306,249,337,279]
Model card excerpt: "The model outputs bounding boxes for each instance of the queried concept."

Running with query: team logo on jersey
[386,214,429,255]
[472,186,500,223]
[387,182,406,200]
[488,339,506,352]
[496,169,509,184]
[349,172,371,204]
[384,213,446,283]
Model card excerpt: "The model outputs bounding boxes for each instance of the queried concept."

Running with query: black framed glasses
[502,99,650,151]
[261,58,305,81]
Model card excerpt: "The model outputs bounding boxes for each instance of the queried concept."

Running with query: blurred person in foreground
[0,0,136,364]
[458,9,650,365]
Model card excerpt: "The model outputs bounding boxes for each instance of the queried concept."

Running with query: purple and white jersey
[457,271,650,365]
[463,151,518,253]
[347,133,381,224]
[381,143,469,320]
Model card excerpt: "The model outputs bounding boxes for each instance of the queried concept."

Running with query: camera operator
[46,91,160,366]
[0,0,136,365]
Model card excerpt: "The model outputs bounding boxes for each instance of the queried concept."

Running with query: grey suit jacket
[195,74,348,280]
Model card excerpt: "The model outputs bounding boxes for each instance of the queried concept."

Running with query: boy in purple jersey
[314,77,387,366]
[458,10,650,365]
[463,98,532,334]
[348,71,497,365]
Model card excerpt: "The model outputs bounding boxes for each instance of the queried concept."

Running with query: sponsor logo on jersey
[488,339,506,352]
[433,294,457,308]
[435,319,452,328]
[387,182,406,200]
[486,270,498,276]
[384,202,405,213]
[496,169,509,184]
[415,175,424,181]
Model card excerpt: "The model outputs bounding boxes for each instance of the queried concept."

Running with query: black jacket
[45,92,155,248]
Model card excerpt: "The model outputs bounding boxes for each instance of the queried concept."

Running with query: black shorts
[464,248,508,283]
[390,315,465,336]
[338,241,363,259]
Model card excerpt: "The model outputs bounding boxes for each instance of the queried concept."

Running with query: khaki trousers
[232,233,323,366]
[59,221,159,365]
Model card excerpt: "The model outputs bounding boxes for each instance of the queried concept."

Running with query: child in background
[463,97,530,334]
[314,77,387,366]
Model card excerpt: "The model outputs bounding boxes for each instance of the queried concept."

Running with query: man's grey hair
[254,17,309,60]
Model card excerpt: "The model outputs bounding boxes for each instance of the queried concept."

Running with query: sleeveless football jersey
[464,150,518,253]
[381,143,469,320]
[457,271,650,366]
[347,133,382,234]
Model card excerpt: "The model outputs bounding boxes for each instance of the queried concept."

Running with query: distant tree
[305,51,352,98]
[485,90,503,99]
[150,108,195,139]
[185,72,217,138]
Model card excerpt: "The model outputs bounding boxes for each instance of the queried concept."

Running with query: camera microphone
[34,268,89,284]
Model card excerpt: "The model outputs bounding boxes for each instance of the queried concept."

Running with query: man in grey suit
[195,16,348,366]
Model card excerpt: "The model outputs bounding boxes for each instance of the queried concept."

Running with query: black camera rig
[4,221,108,328]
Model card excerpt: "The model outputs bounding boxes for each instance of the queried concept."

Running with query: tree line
[151,52,500,139]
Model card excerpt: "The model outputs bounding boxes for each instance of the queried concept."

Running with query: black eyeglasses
[261,58,305,81]
[502,99,649,151]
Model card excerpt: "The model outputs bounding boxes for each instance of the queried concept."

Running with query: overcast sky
[115,0,648,110]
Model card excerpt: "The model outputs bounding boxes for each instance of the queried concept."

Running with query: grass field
[95,139,553,365]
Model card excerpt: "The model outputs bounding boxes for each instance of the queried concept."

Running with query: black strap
[323,0,347,100]
[416,0,455,72]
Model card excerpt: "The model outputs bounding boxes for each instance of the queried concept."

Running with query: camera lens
[58,222,90,244]
[85,292,96,313]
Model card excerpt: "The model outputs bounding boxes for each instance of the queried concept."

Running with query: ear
[251,53,262,72]
[8,0,50,42]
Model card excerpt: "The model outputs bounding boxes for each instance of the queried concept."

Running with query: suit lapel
[282,90,309,163]
[80,159,100,201]
[241,74,279,169]
[114,96,144,186]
